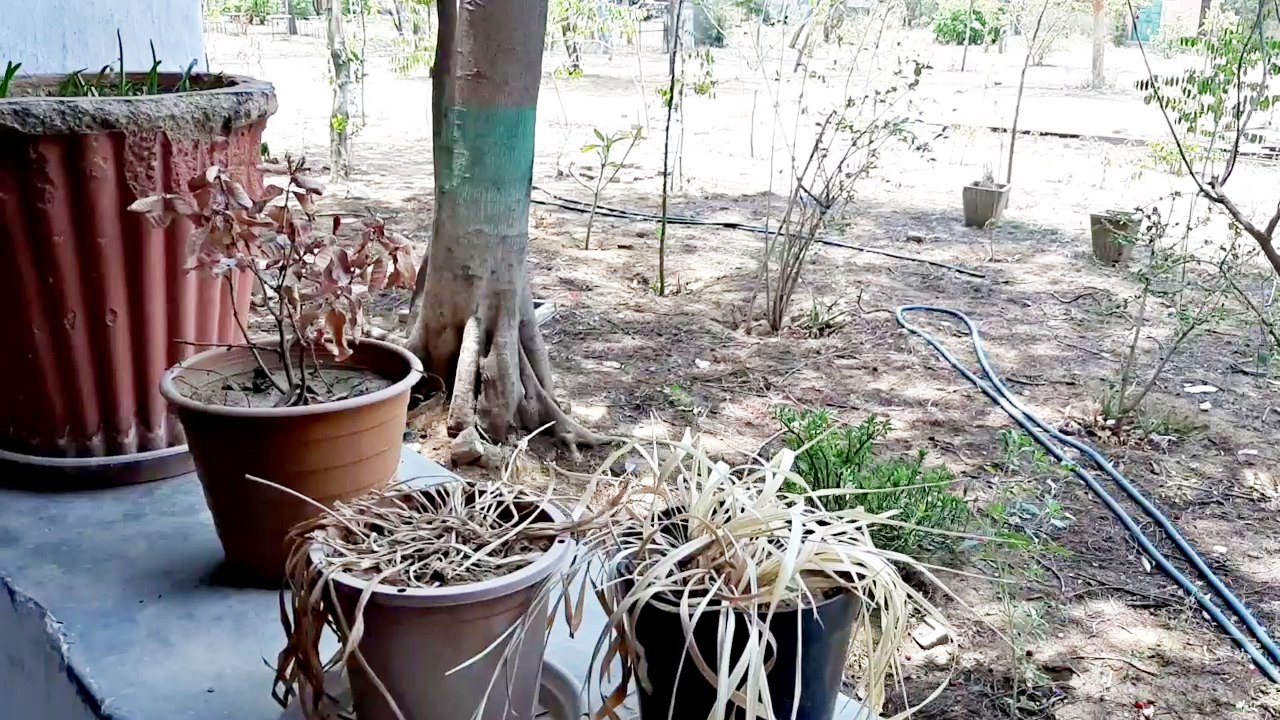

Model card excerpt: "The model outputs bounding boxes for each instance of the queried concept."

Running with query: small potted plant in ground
[272,478,575,720]
[962,166,1010,228]
[131,156,422,585]
[1089,208,1143,265]
[0,53,276,486]
[580,432,950,720]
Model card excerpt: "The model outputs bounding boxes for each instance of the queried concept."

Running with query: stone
[480,445,504,470]
[911,618,951,650]
[450,427,487,466]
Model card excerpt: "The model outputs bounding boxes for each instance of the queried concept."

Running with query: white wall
[4,0,204,75]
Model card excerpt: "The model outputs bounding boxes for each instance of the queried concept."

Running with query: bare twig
[656,0,685,297]
[224,277,286,394]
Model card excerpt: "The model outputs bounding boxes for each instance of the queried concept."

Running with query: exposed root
[407,289,603,460]
[446,316,482,434]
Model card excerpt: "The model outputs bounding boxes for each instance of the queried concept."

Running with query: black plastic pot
[634,591,859,720]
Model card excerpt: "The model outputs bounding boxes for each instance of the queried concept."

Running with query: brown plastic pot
[312,501,574,720]
[161,339,423,586]
[0,73,276,488]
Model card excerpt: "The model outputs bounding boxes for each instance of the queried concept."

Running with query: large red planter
[0,74,276,487]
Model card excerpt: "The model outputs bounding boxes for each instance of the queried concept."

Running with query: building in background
[3,0,203,74]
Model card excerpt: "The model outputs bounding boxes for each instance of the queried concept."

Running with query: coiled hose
[896,305,1280,683]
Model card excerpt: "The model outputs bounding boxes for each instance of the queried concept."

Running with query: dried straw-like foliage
[271,477,564,719]
[557,431,953,720]
[268,429,955,720]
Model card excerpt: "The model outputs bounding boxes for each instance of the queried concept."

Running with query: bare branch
[224,278,286,395]
[1125,0,1213,197]
[1217,0,1266,187]
[1266,198,1280,238]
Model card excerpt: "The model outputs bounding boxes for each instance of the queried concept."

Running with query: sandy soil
[208,19,1280,719]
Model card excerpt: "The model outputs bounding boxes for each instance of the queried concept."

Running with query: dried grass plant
[556,430,956,720]
[269,468,569,720]
[268,428,956,720]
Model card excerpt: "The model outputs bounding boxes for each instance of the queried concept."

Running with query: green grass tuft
[776,406,970,556]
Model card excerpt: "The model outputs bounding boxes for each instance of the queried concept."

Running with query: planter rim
[313,499,575,607]
[964,182,1010,192]
[0,73,276,135]
[0,443,193,489]
[640,583,857,615]
[159,338,424,419]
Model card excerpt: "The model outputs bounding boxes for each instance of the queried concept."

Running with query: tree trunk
[407,0,452,320]
[563,22,583,74]
[391,0,405,35]
[287,0,299,35]
[1091,0,1106,89]
[1007,0,1051,185]
[407,0,599,455]
[658,0,685,297]
[328,0,352,180]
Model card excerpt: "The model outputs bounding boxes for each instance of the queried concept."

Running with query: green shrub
[776,407,970,556]
[932,4,1004,45]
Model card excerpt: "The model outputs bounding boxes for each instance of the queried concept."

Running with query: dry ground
[207,20,1280,719]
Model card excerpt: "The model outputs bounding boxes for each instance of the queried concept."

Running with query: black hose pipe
[896,304,1280,684]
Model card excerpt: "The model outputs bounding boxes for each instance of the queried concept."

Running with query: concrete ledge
[0,452,445,720]
[0,578,103,720]
[0,448,874,720]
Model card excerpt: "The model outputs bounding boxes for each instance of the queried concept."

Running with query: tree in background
[1136,0,1280,276]
[1008,0,1075,65]
[407,0,600,456]
[327,0,353,180]
[547,0,634,76]
[1092,0,1107,88]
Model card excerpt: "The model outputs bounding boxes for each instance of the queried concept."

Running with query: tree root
[407,290,604,460]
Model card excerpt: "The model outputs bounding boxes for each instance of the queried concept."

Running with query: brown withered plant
[130,154,418,406]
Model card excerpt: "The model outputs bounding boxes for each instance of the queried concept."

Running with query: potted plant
[131,156,422,585]
[961,0,1054,230]
[962,166,1010,228]
[1089,208,1142,265]
[0,61,276,486]
[580,433,949,720]
[272,478,575,720]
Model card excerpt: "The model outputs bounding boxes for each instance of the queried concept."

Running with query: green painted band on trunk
[438,104,537,196]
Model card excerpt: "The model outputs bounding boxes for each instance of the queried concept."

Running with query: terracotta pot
[161,339,423,585]
[313,501,574,720]
[0,73,276,488]
[1090,211,1141,265]
[962,182,1010,228]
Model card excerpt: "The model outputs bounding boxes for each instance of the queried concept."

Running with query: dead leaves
[323,307,351,360]
[128,193,200,227]
[127,153,415,368]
